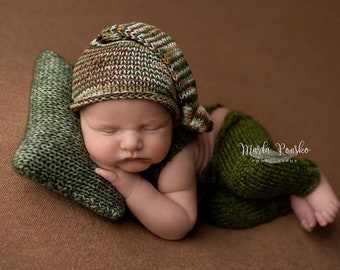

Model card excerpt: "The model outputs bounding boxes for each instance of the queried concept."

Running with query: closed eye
[142,120,172,132]
[142,126,160,131]
[101,129,118,135]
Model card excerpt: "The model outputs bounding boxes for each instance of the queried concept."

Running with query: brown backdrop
[1,0,339,269]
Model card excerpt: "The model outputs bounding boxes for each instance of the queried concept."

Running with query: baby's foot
[290,195,316,232]
[304,172,340,227]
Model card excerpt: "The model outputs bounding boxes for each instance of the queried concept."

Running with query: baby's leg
[210,111,339,229]
[200,185,291,229]
[213,111,319,199]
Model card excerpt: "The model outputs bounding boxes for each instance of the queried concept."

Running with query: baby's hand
[95,167,142,199]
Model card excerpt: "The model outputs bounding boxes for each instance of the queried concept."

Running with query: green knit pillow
[13,50,126,220]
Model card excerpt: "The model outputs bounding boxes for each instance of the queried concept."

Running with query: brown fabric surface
[1,0,339,269]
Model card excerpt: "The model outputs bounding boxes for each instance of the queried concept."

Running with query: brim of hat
[70,91,180,120]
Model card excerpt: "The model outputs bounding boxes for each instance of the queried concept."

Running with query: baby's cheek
[82,139,96,157]
[88,148,111,168]
[153,139,171,162]
[83,138,105,160]
[89,144,109,161]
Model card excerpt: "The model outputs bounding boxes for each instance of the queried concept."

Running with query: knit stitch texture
[13,50,126,220]
[71,22,213,133]
[199,111,320,228]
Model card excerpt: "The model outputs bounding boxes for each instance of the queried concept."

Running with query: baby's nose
[120,132,142,151]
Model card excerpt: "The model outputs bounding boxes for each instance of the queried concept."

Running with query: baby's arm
[95,144,197,240]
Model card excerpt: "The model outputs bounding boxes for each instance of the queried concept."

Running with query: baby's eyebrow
[144,118,161,124]
[88,120,117,129]
[143,118,169,125]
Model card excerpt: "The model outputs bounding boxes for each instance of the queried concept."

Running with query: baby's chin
[115,162,152,173]
[93,160,152,174]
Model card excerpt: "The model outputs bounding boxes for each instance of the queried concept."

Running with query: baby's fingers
[95,168,120,185]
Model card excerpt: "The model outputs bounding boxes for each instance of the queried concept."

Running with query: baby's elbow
[159,216,197,241]
[172,225,195,241]
[163,233,188,241]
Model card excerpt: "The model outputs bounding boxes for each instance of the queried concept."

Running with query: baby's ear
[12,50,126,220]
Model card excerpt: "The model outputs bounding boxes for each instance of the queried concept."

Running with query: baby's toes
[331,200,340,212]
[301,220,313,232]
[315,212,327,227]
[302,217,317,232]
[325,207,337,222]
[315,210,334,227]
[326,201,340,220]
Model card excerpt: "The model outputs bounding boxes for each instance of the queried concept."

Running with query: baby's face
[80,99,173,173]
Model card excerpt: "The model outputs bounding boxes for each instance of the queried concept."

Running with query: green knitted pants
[199,111,320,229]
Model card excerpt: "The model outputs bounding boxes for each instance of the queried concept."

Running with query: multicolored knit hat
[71,22,213,132]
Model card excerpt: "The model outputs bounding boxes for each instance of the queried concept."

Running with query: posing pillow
[13,50,126,220]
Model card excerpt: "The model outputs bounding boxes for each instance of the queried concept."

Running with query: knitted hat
[71,22,213,132]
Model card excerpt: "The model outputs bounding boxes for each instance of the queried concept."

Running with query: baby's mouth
[124,157,149,162]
